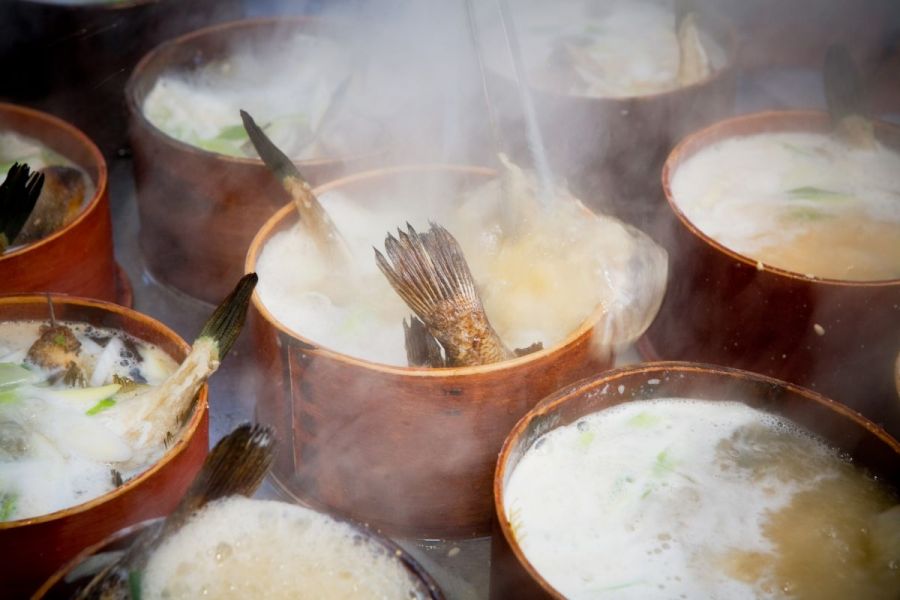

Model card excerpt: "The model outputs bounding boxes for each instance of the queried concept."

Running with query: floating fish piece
[75,423,276,600]
[0,163,43,253]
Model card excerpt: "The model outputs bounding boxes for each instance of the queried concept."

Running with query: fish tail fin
[403,315,445,367]
[240,109,347,260]
[0,163,44,251]
[375,222,481,323]
[197,273,258,360]
[75,425,275,599]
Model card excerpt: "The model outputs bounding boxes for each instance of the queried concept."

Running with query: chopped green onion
[783,208,833,222]
[86,397,116,416]
[0,494,16,521]
[627,412,660,428]
[653,449,677,476]
[787,186,853,202]
[0,363,35,388]
[215,124,249,142]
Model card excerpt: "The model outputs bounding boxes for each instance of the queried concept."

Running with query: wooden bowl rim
[245,163,607,378]
[0,102,108,262]
[34,507,447,599]
[500,11,737,103]
[125,15,390,169]
[16,0,158,10]
[0,293,207,530]
[662,108,900,287]
[492,360,900,599]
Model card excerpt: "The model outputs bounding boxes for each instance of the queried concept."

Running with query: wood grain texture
[490,362,900,599]
[0,295,209,599]
[0,103,118,303]
[126,17,389,303]
[644,111,900,437]
[246,166,614,538]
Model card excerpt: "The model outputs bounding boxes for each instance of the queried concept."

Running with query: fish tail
[240,109,348,260]
[403,315,445,367]
[197,273,258,360]
[0,163,44,251]
[75,425,275,599]
[375,223,510,366]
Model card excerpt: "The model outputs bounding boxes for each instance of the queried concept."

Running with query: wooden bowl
[491,361,900,599]
[643,110,900,436]
[0,103,130,306]
[34,511,445,599]
[245,165,613,538]
[492,12,736,229]
[0,294,209,598]
[0,0,241,155]
[126,17,389,304]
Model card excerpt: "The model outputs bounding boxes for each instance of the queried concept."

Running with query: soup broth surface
[484,0,726,97]
[672,131,900,280]
[142,497,429,599]
[504,398,900,599]
[0,320,179,520]
[142,32,383,161]
[255,167,659,366]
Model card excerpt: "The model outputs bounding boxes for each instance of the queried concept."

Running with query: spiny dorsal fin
[197,273,258,361]
[0,163,44,251]
[240,109,348,262]
[403,315,445,367]
[75,424,276,599]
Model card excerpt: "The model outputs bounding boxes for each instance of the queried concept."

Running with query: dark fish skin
[404,315,445,368]
[14,165,86,245]
[75,424,276,600]
[0,163,43,251]
[375,223,513,367]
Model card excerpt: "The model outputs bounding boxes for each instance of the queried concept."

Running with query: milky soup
[504,399,900,600]
[142,32,383,161]
[255,165,665,366]
[142,497,432,599]
[484,0,727,98]
[671,131,900,281]
[0,320,179,520]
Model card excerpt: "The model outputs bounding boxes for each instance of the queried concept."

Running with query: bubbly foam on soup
[504,399,900,599]
[142,497,428,599]
[671,131,900,280]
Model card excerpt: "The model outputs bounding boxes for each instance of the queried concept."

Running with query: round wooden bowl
[0,0,241,155]
[643,110,900,436]
[34,511,445,599]
[0,294,209,598]
[491,361,900,599]
[126,16,389,304]
[0,103,131,306]
[492,12,736,229]
[245,165,613,538]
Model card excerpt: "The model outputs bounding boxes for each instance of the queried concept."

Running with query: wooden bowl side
[491,362,900,599]
[645,110,900,436]
[126,17,388,303]
[35,512,446,600]
[0,295,209,598]
[246,165,614,537]
[0,103,117,302]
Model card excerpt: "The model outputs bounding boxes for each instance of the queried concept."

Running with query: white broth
[0,320,179,520]
[504,398,900,600]
[142,497,429,599]
[671,131,900,280]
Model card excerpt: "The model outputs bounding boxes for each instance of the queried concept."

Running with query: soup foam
[142,497,428,599]
[671,131,900,280]
[504,398,900,599]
